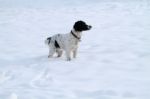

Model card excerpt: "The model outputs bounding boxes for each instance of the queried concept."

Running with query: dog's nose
[88,25,92,29]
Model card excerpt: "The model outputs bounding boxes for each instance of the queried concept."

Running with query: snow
[0,1,150,99]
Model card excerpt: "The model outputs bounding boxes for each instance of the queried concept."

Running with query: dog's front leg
[66,49,71,61]
[73,48,78,58]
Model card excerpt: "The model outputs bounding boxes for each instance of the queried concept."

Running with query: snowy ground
[0,1,150,99]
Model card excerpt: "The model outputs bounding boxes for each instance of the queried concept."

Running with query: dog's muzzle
[87,25,92,30]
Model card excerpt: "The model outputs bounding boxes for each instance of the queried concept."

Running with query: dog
[45,20,92,61]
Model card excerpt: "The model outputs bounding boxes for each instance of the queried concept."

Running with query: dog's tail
[45,37,51,45]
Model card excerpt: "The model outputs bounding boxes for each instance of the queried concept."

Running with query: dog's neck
[71,29,82,41]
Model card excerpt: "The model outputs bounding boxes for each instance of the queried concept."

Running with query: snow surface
[0,1,150,99]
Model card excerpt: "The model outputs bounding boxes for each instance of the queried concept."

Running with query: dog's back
[45,34,69,49]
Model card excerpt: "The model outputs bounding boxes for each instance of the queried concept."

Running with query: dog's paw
[67,57,71,61]
[57,55,62,57]
[48,55,52,58]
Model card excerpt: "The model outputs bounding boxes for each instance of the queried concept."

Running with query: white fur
[45,29,81,61]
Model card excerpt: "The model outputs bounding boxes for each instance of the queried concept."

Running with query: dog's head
[73,20,92,32]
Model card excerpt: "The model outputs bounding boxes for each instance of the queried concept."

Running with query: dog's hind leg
[56,49,63,57]
[48,47,55,58]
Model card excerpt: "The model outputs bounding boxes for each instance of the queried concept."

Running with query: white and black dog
[45,20,92,61]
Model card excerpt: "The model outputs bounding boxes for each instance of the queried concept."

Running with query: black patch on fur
[73,20,92,32]
[55,40,60,48]
[47,37,51,44]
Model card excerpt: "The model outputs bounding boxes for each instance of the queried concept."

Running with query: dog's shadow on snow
[27,55,48,64]
[10,55,65,67]
[2,55,56,67]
